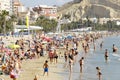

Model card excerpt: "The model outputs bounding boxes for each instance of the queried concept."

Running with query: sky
[20,0,73,7]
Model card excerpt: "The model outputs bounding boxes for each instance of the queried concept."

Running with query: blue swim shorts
[44,68,48,72]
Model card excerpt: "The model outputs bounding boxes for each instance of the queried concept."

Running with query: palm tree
[0,10,9,34]
[0,10,17,34]
[8,15,17,32]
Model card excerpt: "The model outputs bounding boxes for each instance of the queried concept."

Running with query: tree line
[0,10,120,34]
[34,14,120,32]
[0,10,16,34]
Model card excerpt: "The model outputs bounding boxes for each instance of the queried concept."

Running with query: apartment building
[0,0,12,14]
[13,0,23,16]
[32,5,57,19]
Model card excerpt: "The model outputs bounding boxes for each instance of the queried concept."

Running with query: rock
[58,0,120,21]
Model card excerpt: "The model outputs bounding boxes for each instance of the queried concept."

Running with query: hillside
[58,0,120,21]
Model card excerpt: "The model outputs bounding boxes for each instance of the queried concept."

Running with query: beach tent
[14,25,43,35]
[15,25,43,30]
[8,44,20,49]
[29,26,43,30]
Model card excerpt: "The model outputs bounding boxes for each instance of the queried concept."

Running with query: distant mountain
[58,0,120,21]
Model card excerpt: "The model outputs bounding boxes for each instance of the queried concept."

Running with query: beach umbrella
[52,36,57,40]
[3,48,12,55]
[67,35,72,39]
[44,37,51,42]
[41,41,47,44]
[8,44,20,49]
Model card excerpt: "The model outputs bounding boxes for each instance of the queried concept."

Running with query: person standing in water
[79,57,84,73]
[96,67,102,80]
[93,43,96,51]
[100,41,103,50]
[112,44,117,53]
[43,60,49,76]
[104,49,109,63]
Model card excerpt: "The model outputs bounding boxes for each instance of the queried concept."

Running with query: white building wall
[18,6,27,12]
[116,21,120,25]
[0,0,12,14]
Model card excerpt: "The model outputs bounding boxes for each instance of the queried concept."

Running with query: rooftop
[34,5,57,9]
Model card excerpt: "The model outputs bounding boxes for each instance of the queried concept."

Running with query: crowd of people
[0,31,118,80]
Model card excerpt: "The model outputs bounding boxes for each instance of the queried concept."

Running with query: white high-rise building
[0,0,13,14]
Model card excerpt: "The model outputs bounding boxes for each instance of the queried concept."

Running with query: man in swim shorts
[43,60,49,76]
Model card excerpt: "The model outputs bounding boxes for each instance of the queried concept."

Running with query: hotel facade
[32,5,57,19]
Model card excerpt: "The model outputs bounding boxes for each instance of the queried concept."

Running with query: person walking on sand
[68,53,74,73]
[53,50,58,64]
[104,49,109,63]
[43,60,49,76]
[48,50,53,64]
[96,67,102,80]
[64,51,68,62]
[79,57,84,73]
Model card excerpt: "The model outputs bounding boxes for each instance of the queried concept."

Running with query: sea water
[63,35,120,80]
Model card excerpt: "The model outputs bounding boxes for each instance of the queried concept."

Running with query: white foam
[112,54,120,57]
[89,49,94,53]
[108,59,110,62]
[90,49,94,51]
[118,58,120,61]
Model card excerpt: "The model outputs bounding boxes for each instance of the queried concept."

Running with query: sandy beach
[0,31,87,80]
[1,31,117,80]
[0,57,65,80]
[0,35,83,80]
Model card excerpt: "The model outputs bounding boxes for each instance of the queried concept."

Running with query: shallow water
[64,36,120,80]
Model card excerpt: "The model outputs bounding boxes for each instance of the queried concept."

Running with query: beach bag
[10,70,17,79]
[10,73,15,78]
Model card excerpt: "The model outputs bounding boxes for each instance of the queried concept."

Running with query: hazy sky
[20,0,72,7]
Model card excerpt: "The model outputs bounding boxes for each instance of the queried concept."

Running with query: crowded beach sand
[0,31,111,80]
[0,35,66,80]
[0,33,84,80]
